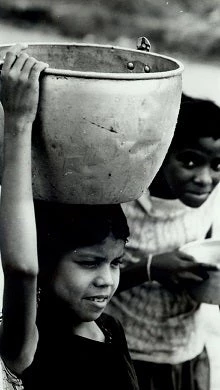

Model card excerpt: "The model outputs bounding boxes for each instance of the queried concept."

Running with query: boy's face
[162,137,220,207]
[51,234,124,322]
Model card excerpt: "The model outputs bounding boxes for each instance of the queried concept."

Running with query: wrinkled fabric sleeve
[0,358,24,390]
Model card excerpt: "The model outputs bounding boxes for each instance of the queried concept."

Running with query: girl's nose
[93,266,114,287]
[193,166,212,186]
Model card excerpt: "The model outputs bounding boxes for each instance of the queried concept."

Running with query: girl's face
[50,234,124,322]
[162,137,220,207]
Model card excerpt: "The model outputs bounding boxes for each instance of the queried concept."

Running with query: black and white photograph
[0,1,220,389]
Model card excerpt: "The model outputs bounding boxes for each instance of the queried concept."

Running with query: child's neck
[72,320,105,342]
[38,293,105,342]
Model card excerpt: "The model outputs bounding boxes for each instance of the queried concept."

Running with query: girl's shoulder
[97,313,129,348]
[98,313,124,334]
[0,358,24,390]
[98,314,139,390]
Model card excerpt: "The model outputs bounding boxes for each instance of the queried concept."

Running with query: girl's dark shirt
[22,313,139,390]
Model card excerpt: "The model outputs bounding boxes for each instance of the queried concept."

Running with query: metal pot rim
[0,42,184,80]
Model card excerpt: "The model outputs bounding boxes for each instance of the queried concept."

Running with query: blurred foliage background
[0,0,220,62]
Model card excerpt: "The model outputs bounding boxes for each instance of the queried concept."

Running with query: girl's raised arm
[0,44,47,374]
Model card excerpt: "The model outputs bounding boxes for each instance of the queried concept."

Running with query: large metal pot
[0,42,183,204]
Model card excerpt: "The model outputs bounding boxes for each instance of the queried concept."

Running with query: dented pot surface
[0,43,184,204]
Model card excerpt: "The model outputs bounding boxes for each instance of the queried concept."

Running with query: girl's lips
[83,295,109,309]
[84,295,108,302]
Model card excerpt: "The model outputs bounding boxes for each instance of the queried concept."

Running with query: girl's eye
[111,258,123,268]
[78,261,99,269]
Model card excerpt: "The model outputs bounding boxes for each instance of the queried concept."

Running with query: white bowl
[180,239,220,304]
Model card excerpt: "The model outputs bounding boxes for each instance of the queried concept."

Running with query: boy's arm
[117,249,217,293]
[117,257,148,293]
[0,44,47,374]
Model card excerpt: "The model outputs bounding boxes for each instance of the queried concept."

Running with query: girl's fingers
[11,52,30,73]
[28,61,48,81]
[2,52,18,72]
[3,43,28,72]
[20,57,40,79]
[7,43,28,55]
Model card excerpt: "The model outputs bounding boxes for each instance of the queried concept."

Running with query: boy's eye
[178,158,197,169]
[177,151,202,169]
[212,160,220,172]
[183,160,196,169]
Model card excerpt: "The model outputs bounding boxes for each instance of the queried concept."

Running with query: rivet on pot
[144,65,151,73]
[127,62,134,70]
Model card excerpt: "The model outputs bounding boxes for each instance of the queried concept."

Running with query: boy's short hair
[34,200,129,284]
[168,93,220,150]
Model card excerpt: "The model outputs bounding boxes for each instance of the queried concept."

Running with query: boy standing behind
[108,94,220,390]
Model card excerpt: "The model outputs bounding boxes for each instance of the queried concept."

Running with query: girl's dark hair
[168,93,220,150]
[34,200,129,285]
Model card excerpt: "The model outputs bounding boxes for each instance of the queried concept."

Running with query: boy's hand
[0,43,48,131]
[151,250,218,291]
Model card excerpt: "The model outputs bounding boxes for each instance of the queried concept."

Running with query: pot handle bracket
[137,37,151,52]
